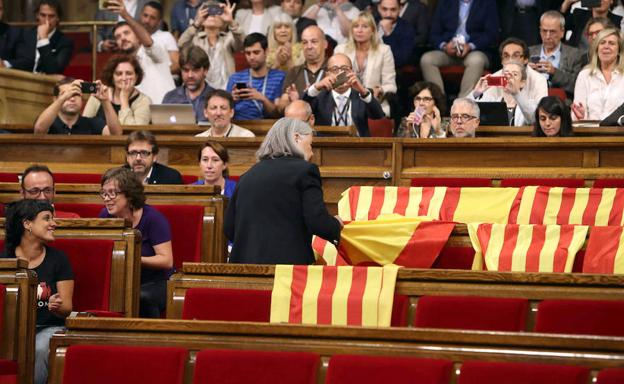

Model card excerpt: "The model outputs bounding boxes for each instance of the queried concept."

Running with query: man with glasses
[449,98,479,138]
[125,131,183,185]
[303,53,384,136]
[20,164,78,218]
[528,10,583,96]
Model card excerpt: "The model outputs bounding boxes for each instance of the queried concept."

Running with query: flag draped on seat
[312,215,455,268]
[583,226,624,274]
[468,223,588,272]
[270,265,399,327]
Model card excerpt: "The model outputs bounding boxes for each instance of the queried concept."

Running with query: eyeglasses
[327,65,351,73]
[502,52,524,60]
[450,114,477,123]
[99,189,122,200]
[127,150,152,158]
[414,96,434,103]
[23,187,54,197]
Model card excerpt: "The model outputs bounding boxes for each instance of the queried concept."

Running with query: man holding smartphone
[226,33,285,120]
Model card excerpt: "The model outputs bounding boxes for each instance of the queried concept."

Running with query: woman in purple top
[191,141,237,199]
[98,167,173,318]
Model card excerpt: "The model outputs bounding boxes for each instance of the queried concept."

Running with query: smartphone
[412,106,425,126]
[332,72,348,89]
[530,55,541,64]
[81,82,98,94]
[202,1,224,15]
[581,0,601,7]
[235,82,248,89]
[98,0,116,9]
[486,76,508,87]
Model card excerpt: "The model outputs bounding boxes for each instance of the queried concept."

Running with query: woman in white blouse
[572,28,624,121]
[334,11,396,117]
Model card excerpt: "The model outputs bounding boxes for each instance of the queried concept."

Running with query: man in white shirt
[108,0,175,104]
[196,90,255,137]
[140,1,179,74]
[96,0,155,52]
[302,0,360,45]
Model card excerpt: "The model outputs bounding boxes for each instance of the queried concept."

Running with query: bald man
[303,53,384,136]
[284,100,315,126]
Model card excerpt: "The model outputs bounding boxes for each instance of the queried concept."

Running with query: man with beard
[277,25,328,112]
[196,90,255,137]
[377,0,415,68]
[139,1,179,74]
[33,78,121,135]
[19,164,79,218]
[162,46,214,123]
[226,33,285,120]
[109,0,175,104]
[125,130,183,185]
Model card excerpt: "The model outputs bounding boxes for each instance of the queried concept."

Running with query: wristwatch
[360,90,371,98]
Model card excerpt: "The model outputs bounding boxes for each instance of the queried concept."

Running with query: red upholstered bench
[500,178,585,188]
[62,345,187,384]
[0,174,19,183]
[193,349,319,384]
[597,368,624,384]
[0,284,18,384]
[326,355,452,384]
[53,173,102,184]
[414,295,529,332]
[411,177,492,187]
[458,360,590,384]
[535,299,624,337]
[593,178,624,188]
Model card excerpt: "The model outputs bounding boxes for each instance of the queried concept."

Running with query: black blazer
[0,22,24,64]
[12,28,73,74]
[303,89,385,137]
[225,157,341,265]
[146,162,183,185]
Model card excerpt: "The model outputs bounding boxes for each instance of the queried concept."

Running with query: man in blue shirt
[226,33,285,120]
[162,45,214,123]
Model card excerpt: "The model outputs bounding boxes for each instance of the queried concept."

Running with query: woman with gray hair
[224,117,342,264]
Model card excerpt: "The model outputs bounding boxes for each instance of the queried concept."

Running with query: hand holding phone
[486,76,508,87]
[529,56,541,64]
[332,72,348,89]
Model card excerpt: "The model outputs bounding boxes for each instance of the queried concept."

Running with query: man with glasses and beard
[20,164,79,218]
[449,98,480,138]
[125,131,183,185]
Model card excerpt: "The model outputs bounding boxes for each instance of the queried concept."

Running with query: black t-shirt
[1,246,74,327]
[48,116,105,135]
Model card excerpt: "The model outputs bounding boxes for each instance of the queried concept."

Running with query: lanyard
[333,97,350,126]
[303,68,324,88]
[249,69,269,113]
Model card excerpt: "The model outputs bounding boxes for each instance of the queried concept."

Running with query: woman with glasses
[224,118,343,264]
[98,167,173,318]
[192,142,236,199]
[533,96,574,137]
[83,55,151,125]
[334,11,396,116]
[403,81,446,138]
[572,28,624,121]
[2,199,73,384]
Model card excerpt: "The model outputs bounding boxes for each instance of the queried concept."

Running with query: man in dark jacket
[0,0,25,69]
[125,130,183,185]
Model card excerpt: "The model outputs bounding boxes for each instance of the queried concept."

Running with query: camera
[202,1,224,16]
[80,82,98,94]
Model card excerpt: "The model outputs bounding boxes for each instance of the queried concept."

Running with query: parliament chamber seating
[499,178,586,188]
[534,299,624,337]
[368,118,394,137]
[457,360,589,384]
[410,177,492,187]
[593,178,624,188]
[597,369,624,384]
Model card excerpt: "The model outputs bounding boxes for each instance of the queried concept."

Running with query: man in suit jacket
[96,0,155,51]
[125,131,183,185]
[420,0,499,97]
[11,0,73,74]
[377,0,415,68]
[528,10,583,96]
[0,0,25,69]
[497,0,561,47]
[303,53,385,137]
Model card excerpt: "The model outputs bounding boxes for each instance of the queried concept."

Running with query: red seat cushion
[63,345,187,384]
[432,247,475,270]
[597,368,624,384]
[500,178,585,188]
[535,299,624,336]
[414,295,529,332]
[52,239,113,313]
[182,175,198,184]
[0,173,19,182]
[548,87,567,101]
[53,203,102,218]
[182,288,272,322]
[53,173,101,184]
[391,294,409,327]
[153,205,204,269]
[411,178,492,187]
[193,349,319,384]
[593,179,624,188]
[326,355,452,384]
[458,361,590,384]
[368,118,394,137]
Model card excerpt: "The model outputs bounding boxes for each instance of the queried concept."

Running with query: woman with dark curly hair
[533,96,574,137]
[98,167,172,318]
[2,199,73,384]
[405,81,447,138]
[83,54,151,125]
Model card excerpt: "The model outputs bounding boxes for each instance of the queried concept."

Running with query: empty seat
[368,118,394,137]
[596,368,624,384]
[414,295,529,332]
[500,178,585,188]
[326,354,452,384]
[153,205,204,269]
[62,345,187,384]
[535,299,624,336]
[182,288,272,322]
[53,173,102,183]
[411,177,492,187]
[193,349,319,384]
[458,360,590,384]
[593,179,624,188]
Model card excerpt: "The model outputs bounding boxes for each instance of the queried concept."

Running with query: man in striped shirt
[226,33,285,120]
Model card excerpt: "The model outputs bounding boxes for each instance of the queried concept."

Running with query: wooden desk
[0,69,56,124]
[48,317,624,384]
[477,125,624,137]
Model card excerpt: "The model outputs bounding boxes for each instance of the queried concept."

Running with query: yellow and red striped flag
[509,187,624,226]
[312,215,455,268]
[468,223,588,272]
[583,226,624,274]
[270,264,400,327]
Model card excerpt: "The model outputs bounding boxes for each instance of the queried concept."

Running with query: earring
[27,227,32,234]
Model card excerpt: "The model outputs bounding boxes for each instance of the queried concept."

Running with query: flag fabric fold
[468,223,588,272]
[583,226,624,274]
[270,265,400,327]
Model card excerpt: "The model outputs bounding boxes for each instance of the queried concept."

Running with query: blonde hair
[345,11,379,52]
[587,28,624,74]
[267,13,296,50]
